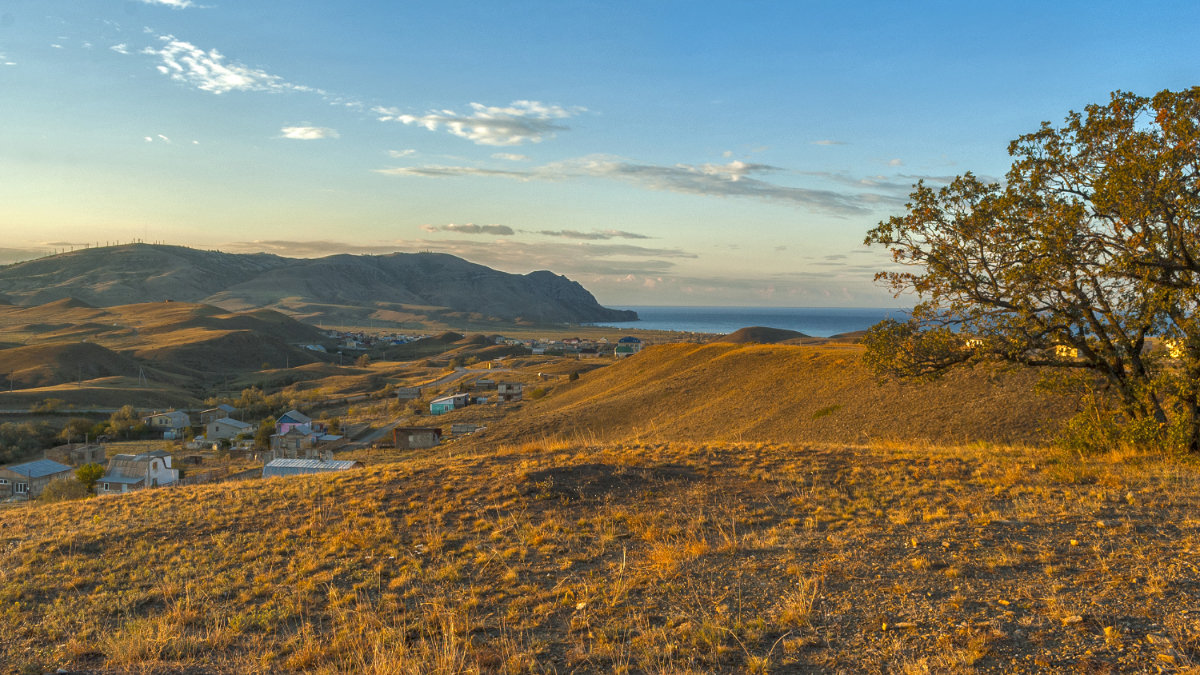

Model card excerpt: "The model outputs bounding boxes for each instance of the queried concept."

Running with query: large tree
[864,88,1200,452]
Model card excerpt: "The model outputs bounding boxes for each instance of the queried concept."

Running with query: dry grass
[486,343,1081,448]
[1,438,1198,673]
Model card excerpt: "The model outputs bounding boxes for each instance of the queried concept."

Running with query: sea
[588,306,911,338]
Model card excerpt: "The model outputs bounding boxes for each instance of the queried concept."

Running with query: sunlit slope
[493,343,1076,446]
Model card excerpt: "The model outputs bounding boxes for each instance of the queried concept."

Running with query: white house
[97,450,179,494]
[142,410,192,439]
[206,417,254,441]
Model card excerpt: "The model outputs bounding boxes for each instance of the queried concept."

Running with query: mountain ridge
[0,244,636,325]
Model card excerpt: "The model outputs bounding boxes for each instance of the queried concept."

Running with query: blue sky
[2,1,1198,306]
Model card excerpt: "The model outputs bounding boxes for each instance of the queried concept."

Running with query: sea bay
[589,306,911,338]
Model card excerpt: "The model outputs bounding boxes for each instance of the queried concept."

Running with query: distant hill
[712,326,808,344]
[487,342,1079,447]
[0,244,636,325]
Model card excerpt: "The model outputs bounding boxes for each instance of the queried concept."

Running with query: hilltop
[0,244,636,326]
[712,325,809,344]
[0,300,331,406]
[487,342,1078,447]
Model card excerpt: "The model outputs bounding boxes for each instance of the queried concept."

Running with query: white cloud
[421,223,515,236]
[492,153,530,161]
[281,126,339,140]
[143,35,293,94]
[377,156,909,216]
[110,43,130,55]
[812,140,847,146]
[375,100,583,146]
[139,0,199,8]
[389,149,417,158]
[532,229,652,241]
[888,158,903,166]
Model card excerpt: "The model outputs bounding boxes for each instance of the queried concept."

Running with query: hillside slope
[0,244,635,324]
[488,343,1079,446]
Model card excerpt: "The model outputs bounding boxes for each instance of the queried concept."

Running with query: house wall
[0,467,73,498]
[207,419,251,440]
[396,431,439,449]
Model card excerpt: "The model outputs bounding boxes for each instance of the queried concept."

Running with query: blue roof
[262,458,362,478]
[6,459,73,479]
[618,336,642,343]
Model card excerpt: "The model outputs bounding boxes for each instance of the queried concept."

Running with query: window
[103,483,109,491]
[0,478,8,485]
[15,482,28,494]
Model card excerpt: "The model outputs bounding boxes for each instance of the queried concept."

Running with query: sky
[1,1,1198,307]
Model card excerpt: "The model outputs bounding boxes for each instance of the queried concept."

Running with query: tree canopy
[864,88,1200,452]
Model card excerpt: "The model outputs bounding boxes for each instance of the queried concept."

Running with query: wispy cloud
[388,149,417,158]
[378,156,898,216]
[377,165,533,180]
[110,44,130,55]
[281,126,339,140]
[138,0,200,7]
[812,140,846,146]
[142,35,312,94]
[375,100,583,146]
[533,229,651,241]
[421,223,515,236]
[493,153,529,161]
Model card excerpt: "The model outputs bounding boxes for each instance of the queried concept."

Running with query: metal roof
[262,458,362,478]
[99,473,144,485]
[277,410,312,424]
[4,459,73,479]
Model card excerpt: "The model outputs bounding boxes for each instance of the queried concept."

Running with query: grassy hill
[0,345,1197,672]
[0,300,333,407]
[0,244,636,325]
[488,342,1079,447]
[1,438,1196,673]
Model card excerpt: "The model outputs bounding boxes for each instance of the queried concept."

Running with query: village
[0,334,647,504]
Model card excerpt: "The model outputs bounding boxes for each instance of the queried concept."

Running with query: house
[497,382,523,402]
[616,336,643,357]
[96,451,178,495]
[262,458,364,478]
[199,404,238,426]
[44,443,106,467]
[270,424,343,460]
[206,417,254,441]
[0,459,74,499]
[276,410,313,435]
[395,387,421,401]
[430,394,470,415]
[143,410,192,439]
[393,427,442,449]
[474,379,496,390]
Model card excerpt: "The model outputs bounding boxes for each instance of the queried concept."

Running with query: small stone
[1062,615,1084,625]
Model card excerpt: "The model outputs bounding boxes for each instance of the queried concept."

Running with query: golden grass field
[1,439,1198,673]
[487,343,1081,448]
[1,342,1198,673]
